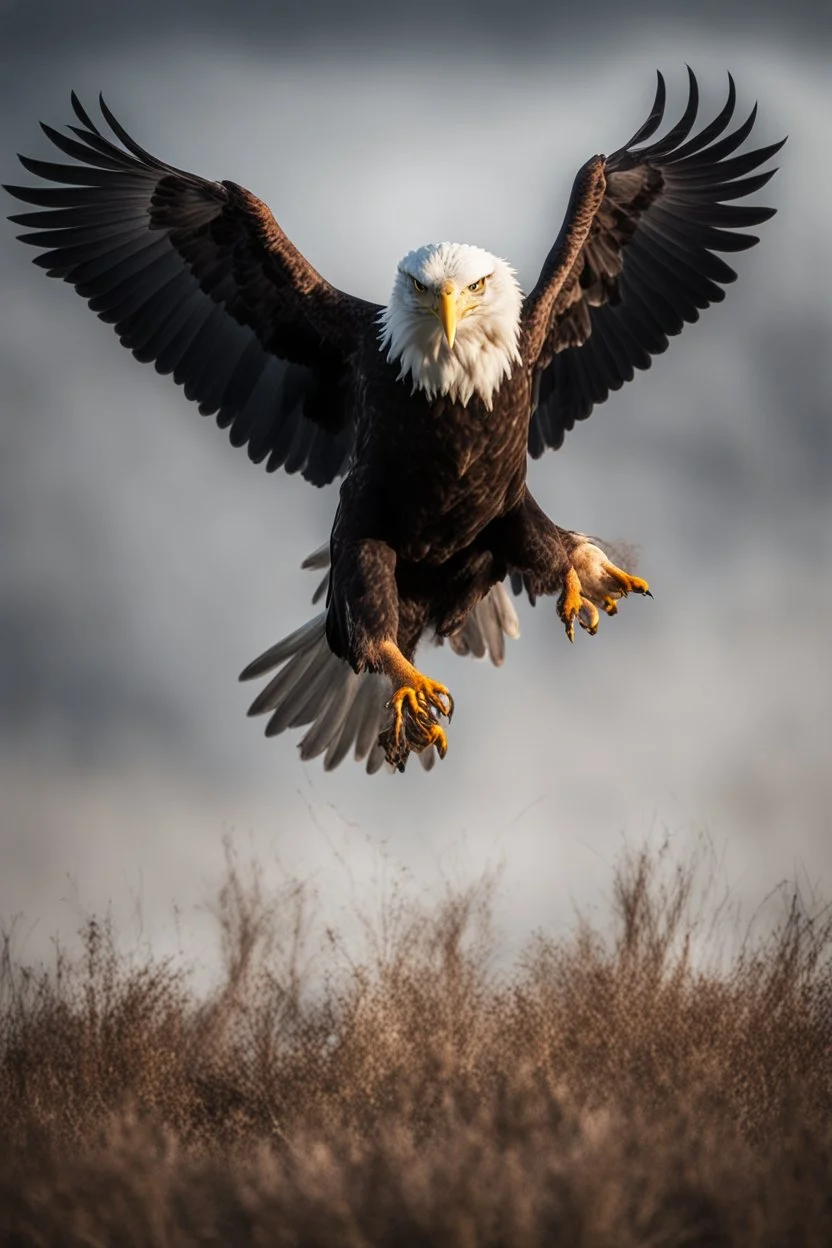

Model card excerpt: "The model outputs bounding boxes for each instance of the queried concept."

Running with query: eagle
[5,70,783,773]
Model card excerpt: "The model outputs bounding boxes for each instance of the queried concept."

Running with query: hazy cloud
[0,11,829,963]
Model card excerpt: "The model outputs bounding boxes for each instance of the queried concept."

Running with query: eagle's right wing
[5,94,380,486]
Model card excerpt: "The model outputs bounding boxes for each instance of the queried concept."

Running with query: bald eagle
[5,70,783,773]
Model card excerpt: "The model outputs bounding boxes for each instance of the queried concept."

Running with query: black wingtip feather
[662,73,738,165]
[532,69,783,455]
[622,70,667,149]
[641,67,699,159]
[70,91,101,135]
[97,93,160,167]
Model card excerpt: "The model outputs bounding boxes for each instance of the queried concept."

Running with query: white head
[379,242,523,410]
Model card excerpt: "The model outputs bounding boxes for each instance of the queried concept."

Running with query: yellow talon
[388,686,424,745]
[558,567,584,642]
[423,721,448,759]
[378,648,454,770]
[602,595,619,616]
[579,597,600,635]
[602,562,651,598]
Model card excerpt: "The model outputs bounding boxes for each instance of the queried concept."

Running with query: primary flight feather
[4,69,784,772]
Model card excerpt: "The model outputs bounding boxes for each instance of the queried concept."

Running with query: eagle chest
[430,394,521,484]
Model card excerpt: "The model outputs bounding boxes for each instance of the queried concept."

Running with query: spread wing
[4,94,381,486]
[522,69,785,456]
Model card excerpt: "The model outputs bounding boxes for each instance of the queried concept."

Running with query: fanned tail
[240,613,393,774]
[241,545,521,773]
[440,580,520,666]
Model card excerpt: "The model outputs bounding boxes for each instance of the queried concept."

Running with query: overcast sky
[1,0,830,969]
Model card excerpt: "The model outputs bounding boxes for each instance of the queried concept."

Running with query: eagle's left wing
[521,69,785,457]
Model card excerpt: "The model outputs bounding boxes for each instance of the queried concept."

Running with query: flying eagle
[5,71,783,773]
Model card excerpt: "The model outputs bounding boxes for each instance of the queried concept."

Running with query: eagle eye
[468,277,486,294]
[411,277,427,293]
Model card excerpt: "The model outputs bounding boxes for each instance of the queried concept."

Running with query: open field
[1,841,831,1246]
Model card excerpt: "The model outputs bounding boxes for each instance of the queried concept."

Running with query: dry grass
[1,839,831,1245]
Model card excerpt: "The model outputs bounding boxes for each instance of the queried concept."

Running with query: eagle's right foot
[376,641,454,771]
[379,680,451,771]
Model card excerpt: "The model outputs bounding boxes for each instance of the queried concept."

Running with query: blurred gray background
[1,0,830,967]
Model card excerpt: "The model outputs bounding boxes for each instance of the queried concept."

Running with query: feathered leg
[327,538,453,771]
[496,489,651,641]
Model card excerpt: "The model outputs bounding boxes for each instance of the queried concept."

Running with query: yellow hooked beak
[437,282,457,349]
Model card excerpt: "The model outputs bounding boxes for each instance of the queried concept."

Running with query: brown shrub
[0,838,830,1245]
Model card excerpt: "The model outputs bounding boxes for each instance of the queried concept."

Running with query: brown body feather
[328,365,539,665]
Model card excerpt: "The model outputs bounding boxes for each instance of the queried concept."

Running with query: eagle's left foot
[601,561,652,600]
[558,567,602,642]
[560,541,652,641]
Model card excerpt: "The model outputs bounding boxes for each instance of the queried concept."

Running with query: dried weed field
[1,842,830,1246]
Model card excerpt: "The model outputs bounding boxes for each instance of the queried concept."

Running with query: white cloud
[1,34,830,964]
